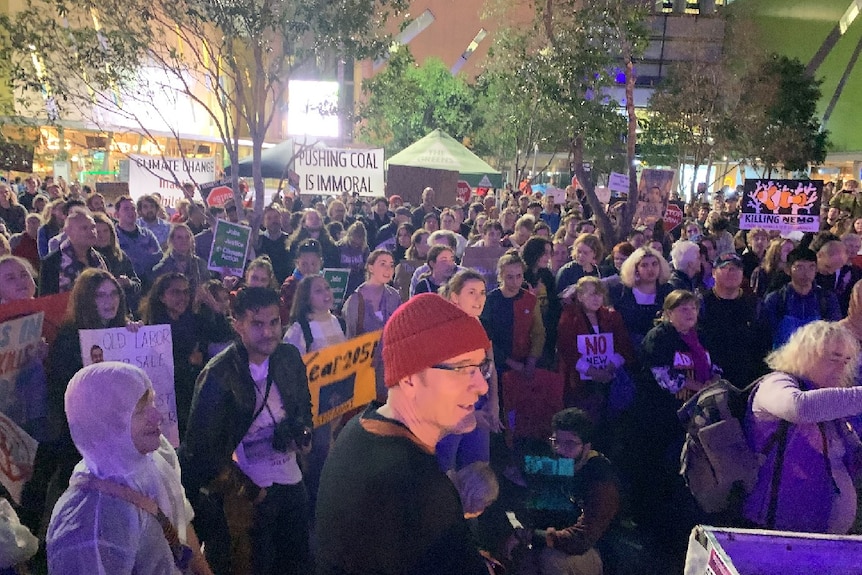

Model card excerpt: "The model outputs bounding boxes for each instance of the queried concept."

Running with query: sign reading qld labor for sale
[576,333,614,381]
[78,325,180,447]
[304,331,381,428]
[740,179,822,233]
[294,146,384,196]
[128,154,216,209]
[209,219,252,276]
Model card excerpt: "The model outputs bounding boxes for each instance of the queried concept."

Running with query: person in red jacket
[557,277,635,419]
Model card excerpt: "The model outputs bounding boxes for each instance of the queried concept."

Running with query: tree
[730,54,829,177]
[483,0,650,246]
[355,49,480,156]
[2,0,404,221]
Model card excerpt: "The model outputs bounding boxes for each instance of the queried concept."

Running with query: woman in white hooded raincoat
[46,361,210,574]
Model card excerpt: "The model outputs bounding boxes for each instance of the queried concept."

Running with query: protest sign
[461,246,507,291]
[0,413,38,504]
[208,220,252,277]
[633,169,675,225]
[322,269,351,310]
[663,201,685,232]
[547,186,567,204]
[304,331,381,428]
[199,178,233,207]
[78,325,180,447]
[740,179,822,233]
[0,313,46,440]
[294,146,384,196]
[0,293,68,344]
[608,172,630,194]
[128,154,216,209]
[576,333,615,380]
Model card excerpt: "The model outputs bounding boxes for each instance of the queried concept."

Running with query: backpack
[677,378,789,515]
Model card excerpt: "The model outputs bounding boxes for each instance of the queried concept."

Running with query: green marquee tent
[386,129,502,188]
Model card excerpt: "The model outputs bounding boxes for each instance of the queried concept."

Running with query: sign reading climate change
[128,154,216,209]
[741,179,822,233]
[304,331,380,428]
[294,146,384,196]
[78,325,180,447]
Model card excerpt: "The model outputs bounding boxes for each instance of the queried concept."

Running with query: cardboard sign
[78,325,180,447]
[322,268,351,310]
[0,294,69,345]
[0,313,45,437]
[740,179,822,233]
[294,146,384,196]
[0,413,38,504]
[634,169,676,225]
[127,154,216,209]
[208,220,252,277]
[304,331,380,427]
[608,172,630,193]
[576,333,615,380]
[547,186,567,204]
[461,246,507,291]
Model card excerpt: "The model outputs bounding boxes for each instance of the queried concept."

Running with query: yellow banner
[304,330,381,428]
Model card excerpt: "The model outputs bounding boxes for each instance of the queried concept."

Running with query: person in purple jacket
[744,320,862,534]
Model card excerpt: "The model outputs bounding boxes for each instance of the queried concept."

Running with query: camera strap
[251,367,278,426]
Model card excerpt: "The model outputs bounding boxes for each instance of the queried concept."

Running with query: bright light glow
[287,81,340,139]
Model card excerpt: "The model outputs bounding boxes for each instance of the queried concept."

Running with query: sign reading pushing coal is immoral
[294,146,384,196]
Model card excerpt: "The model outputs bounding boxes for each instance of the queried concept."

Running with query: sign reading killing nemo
[740,179,822,233]
[294,146,384,196]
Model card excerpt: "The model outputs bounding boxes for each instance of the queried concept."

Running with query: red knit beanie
[383,293,491,387]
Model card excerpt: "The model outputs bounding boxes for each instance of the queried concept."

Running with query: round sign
[206,185,233,207]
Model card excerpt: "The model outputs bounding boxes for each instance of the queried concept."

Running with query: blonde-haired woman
[744,321,862,534]
[608,246,673,347]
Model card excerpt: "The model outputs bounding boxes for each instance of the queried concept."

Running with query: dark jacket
[179,341,312,498]
[315,404,488,575]
[608,283,674,347]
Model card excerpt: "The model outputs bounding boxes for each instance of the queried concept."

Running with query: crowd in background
[3,173,862,574]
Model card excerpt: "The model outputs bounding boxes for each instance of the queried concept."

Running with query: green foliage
[355,50,480,155]
[1,0,404,213]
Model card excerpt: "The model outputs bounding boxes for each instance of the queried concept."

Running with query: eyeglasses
[430,358,493,380]
[548,436,582,451]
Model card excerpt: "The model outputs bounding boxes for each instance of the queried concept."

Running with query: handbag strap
[72,475,193,570]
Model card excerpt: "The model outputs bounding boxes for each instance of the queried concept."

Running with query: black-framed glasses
[430,358,493,380]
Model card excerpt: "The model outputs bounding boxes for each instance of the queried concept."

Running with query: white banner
[128,154,216,209]
[78,325,180,447]
[294,146,384,196]
[608,172,630,194]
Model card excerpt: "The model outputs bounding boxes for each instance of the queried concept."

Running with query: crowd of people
[3,175,862,574]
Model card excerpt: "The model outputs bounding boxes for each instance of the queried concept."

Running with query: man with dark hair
[522,408,620,575]
[258,205,292,283]
[700,253,770,388]
[180,287,313,575]
[315,294,491,575]
[762,247,842,348]
[373,206,411,250]
[136,194,171,247]
[365,196,392,246]
[115,195,162,286]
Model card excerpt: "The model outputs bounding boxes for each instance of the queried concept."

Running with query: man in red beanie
[315,293,493,575]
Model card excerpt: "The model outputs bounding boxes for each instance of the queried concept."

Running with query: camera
[272,417,312,452]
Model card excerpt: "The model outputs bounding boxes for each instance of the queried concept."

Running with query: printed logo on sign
[741,179,822,233]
